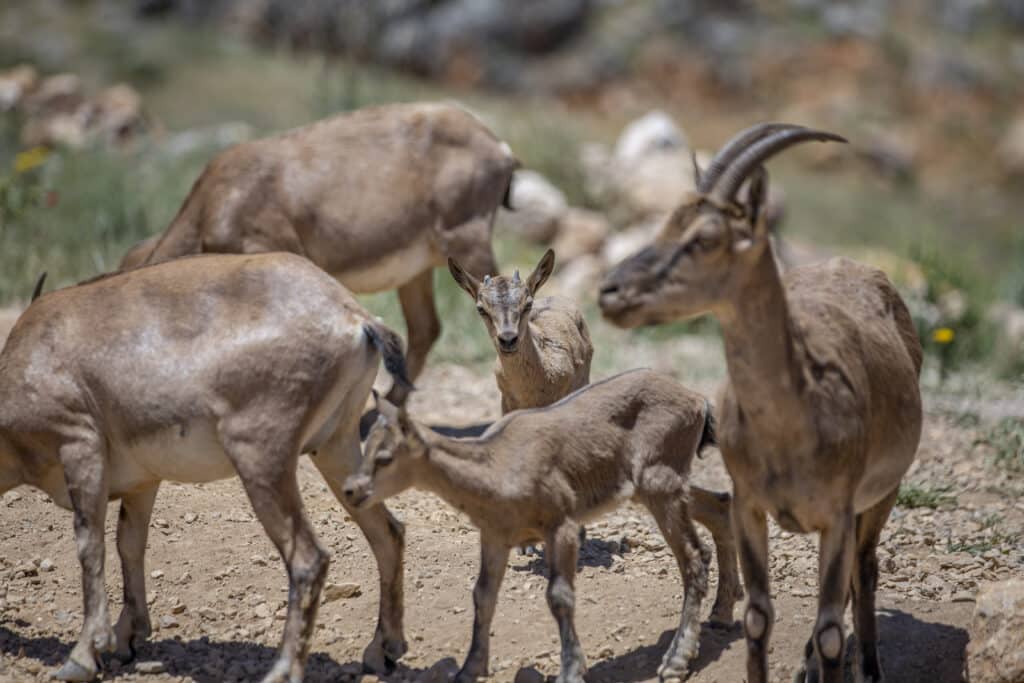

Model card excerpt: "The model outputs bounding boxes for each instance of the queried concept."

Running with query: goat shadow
[0,623,459,682]
[359,408,492,441]
[584,621,742,682]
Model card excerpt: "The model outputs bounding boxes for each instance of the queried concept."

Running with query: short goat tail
[363,320,414,392]
[697,399,717,457]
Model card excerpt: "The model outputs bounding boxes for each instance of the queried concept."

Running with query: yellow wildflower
[13,146,49,174]
[932,327,955,344]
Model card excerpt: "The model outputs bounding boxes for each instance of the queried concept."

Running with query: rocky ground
[0,352,1021,683]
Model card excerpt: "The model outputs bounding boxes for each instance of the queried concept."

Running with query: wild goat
[343,370,742,683]
[0,253,412,682]
[599,123,923,683]
[121,102,518,403]
[449,248,592,414]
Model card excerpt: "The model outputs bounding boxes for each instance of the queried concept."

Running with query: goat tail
[363,320,414,392]
[697,399,717,457]
[30,272,47,303]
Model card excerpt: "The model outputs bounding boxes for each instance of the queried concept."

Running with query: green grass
[896,484,957,509]
[946,514,1019,556]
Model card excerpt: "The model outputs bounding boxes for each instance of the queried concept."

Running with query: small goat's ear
[526,249,555,295]
[746,166,770,241]
[448,257,481,299]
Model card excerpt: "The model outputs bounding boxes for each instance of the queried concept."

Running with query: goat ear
[448,257,481,299]
[526,249,555,295]
[745,166,770,242]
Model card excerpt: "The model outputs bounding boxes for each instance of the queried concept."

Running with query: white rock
[965,578,1024,682]
[614,110,688,167]
[502,170,568,244]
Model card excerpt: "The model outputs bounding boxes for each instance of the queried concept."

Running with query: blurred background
[1,0,1022,387]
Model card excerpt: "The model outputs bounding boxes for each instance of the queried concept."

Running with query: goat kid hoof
[259,658,302,683]
[52,657,98,682]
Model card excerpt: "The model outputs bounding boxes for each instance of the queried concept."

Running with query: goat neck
[717,246,811,443]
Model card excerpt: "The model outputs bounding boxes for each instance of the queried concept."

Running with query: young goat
[343,369,742,683]
[449,249,592,415]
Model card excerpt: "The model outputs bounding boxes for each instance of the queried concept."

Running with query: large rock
[90,84,146,145]
[965,578,1024,683]
[998,116,1024,175]
[0,64,38,112]
[501,169,568,244]
[613,110,688,167]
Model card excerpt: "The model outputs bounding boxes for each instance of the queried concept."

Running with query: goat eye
[523,299,533,312]
[476,304,488,317]
[376,453,394,468]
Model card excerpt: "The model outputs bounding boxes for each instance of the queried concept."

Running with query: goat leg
[733,490,773,683]
[113,485,159,662]
[456,536,510,683]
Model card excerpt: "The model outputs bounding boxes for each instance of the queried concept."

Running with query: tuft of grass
[896,483,957,509]
[974,417,1024,472]
[946,514,1019,556]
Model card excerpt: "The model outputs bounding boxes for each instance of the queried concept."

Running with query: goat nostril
[599,283,619,297]
[342,486,356,498]
[498,335,518,350]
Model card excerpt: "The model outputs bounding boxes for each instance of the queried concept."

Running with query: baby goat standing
[449,249,592,415]
[343,369,741,683]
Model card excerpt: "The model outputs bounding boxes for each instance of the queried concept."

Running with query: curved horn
[697,122,804,194]
[710,127,847,204]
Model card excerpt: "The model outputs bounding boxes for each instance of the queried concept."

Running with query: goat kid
[343,370,742,683]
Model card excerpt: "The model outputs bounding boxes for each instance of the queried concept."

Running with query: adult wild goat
[599,124,922,683]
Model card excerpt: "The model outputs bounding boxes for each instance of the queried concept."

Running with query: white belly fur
[118,419,235,485]
[337,235,439,293]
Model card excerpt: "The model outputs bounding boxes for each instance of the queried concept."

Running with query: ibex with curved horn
[598,123,923,683]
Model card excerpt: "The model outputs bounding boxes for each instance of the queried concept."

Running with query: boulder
[0,64,38,112]
[21,73,84,117]
[552,208,611,263]
[998,116,1024,175]
[89,84,146,145]
[613,110,688,168]
[502,169,568,244]
[965,578,1024,682]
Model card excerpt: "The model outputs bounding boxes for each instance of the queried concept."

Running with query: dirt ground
[1,334,1021,682]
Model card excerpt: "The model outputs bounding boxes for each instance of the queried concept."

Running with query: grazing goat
[0,253,412,682]
[121,102,518,403]
[599,123,923,683]
[449,248,592,414]
[343,370,742,683]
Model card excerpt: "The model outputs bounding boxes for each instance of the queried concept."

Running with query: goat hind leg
[313,436,408,674]
[113,485,159,662]
[691,486,742,625]
[648,496,709,682]
[227,440,328,683]
[851,488,897,683]
[545,520,586,683]
[456,536,510,683]
[54,438,114,682]
[392,268,441,403]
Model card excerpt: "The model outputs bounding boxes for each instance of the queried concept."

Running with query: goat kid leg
[113,485,159,662]
[315,437,407,674]
[733,491,773,683]
[54,438,114,682]
[796,510,855,683]
[851,488,897,683]
[648,496,710,682]
[545,520,586,683]
[456,536,510,683]
[393,269,441,402]
[226,438,328,683]
[690,486,742,625]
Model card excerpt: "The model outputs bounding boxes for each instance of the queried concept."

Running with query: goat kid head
[449,248,555,354]
[598,124,846,328]
[343,392,426,509]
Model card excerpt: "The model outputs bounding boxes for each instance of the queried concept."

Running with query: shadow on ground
[873,609,968,682]
[585,622,742,683]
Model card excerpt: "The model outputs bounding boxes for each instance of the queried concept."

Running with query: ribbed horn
[697,123,804,194]
[710,127,847,204]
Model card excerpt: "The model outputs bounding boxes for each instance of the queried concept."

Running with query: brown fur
[121,102,518,400]
[0,253,412,682]
[344,370,741,683]
[449,249,592,414]
[600,149,922,683]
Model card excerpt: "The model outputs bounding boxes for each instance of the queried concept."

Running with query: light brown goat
[599,124,923,683]
[121,102,518,401]
[0,253,412,682]
[343,370,742,683]
[448,249,592,415]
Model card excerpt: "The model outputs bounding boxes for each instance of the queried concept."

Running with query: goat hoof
[52,657,98,682]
